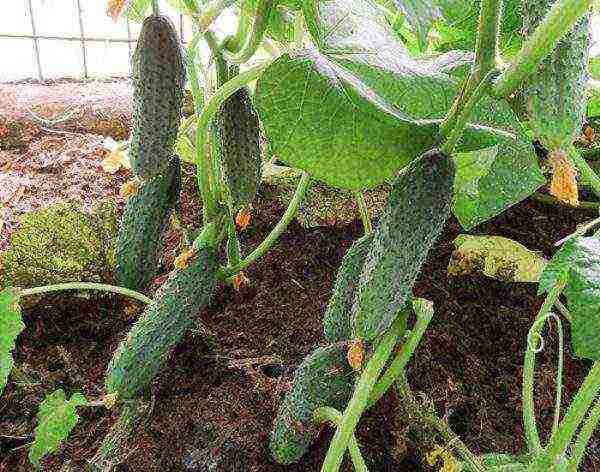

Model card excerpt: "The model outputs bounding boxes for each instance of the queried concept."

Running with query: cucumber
[270,343,355,464]
[352,150,455,340]
[106,247,218,400]
[114,155,181,292]
[130,14,185,179]
[217,86,262,208]
[523,0,590,204]
[323,233,374,343]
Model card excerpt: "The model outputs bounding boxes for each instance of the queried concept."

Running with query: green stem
[354,191,372,234]
[554,300,572,323]
[491,0,593,98]
[522,283,564,454]
[224,0,252,53]
[151,0,159,15]
[568,395,600,471]
[226,215,242,268]
[367,298,433,409]
[395,375,485,472]
[441,70,496,154]
[222,171,311,277]
[20,283,152,305]
[439,0,502,139]
[532,192,600,210]
[293,8,305,49]
[223,0,274,64]
[546,362,600,459]
[321,316,405,472]
[570,147,600,201]
[313,407,369,472]
[185,41,216,226]
[555,215,600,247]
[192,0,237,35]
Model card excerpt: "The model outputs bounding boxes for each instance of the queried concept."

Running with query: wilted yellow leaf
[119,178,142,200]
[426,444,461,472]
[448,235,546,283]
[549,150,579,207]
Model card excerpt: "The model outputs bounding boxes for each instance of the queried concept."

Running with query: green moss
[1,200,117,288]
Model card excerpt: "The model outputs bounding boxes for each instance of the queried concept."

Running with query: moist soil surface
[2,131,600,471]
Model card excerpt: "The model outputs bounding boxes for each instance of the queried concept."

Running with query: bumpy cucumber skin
[352,151,455,341]
[323,233,374,343]
[115,155,181,292]
[270,343,354,465]
[523,0,590,152]
[130,15,185,179]
[106,248,218,400]
[217,87,262,208]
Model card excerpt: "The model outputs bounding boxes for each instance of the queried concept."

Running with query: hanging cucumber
[114,155,181,292]
[351,150,455,341]
[217,86,262,208]
[130,14,186,179]
[522,0,590,205]
[270,343,355,464]
[106,247,218,400]
[323,233,374,343]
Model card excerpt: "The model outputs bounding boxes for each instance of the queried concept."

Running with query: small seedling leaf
[448,235,546,283]
[28,389,88,468]
[0,287,24,395]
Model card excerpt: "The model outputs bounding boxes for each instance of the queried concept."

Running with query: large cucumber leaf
[29,389,88,469]
[539,237,600,360]
[0,287,24,395]
[255,0,543,227]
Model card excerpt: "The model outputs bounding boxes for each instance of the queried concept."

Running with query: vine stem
[568,395,600,471]
[353,191,372,234]
[192,0,237,35]
[151,0,159,15]
[555,214,600,247]
[394,375,485,472]
[546,362,600,459]
[222,172,311,277]
[439,0,502,140]
[20,283,152,305]
[320,316,405,472]
[366,299,433,409]
[224,0,252,53]
[223,0,274,64]
[313,407,369,472]
[570,147,600,201]
[522,282,564,454]
[491,0,593,98]
[532,192,600,210]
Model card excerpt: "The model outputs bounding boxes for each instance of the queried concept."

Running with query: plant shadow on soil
[2,177,600,471]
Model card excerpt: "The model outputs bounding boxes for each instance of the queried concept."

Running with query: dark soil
[2,142,600,471]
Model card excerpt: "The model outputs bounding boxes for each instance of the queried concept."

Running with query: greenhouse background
[0,0,238,82]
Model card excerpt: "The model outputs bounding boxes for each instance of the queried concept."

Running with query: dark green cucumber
[106,247,218,400]
[115,155,181,292]
[270,343,354,465]
[217,86,262,208]
[323,233,374,343]
[351,150,455,340]
[523,0,589,153]
[130,14,185,179]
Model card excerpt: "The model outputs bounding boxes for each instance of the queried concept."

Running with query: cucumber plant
[3,0,600,469]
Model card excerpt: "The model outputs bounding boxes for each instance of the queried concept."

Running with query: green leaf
[0,287,24,395]
[257,0,543,224]
[448,235,547,283]
[29,390,88,468]
[539,237,600,360]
